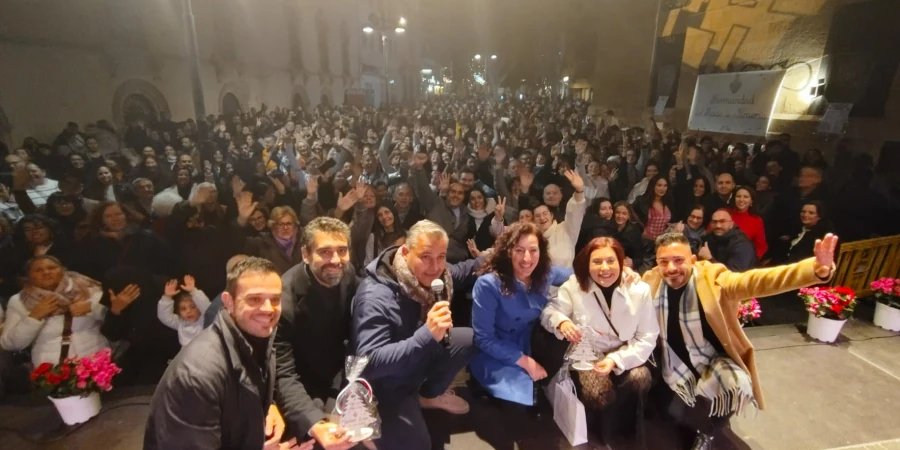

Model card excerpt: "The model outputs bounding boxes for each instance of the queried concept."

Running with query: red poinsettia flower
[831,304,845,314]
[30,362,53,382]
[835,286,855,297]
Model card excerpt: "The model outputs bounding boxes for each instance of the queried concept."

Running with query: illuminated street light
[421,69,432,74]
[362,25,374,33]
[474,54,482,60]
[395,27,405,33]
[491,55,497,60]
[563,76,570,82]
[399,17,407,26]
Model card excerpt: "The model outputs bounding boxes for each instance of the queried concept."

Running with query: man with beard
[145,257,309,450]
[409,159,469,263]
[644,232,836,449]
[274,217,358,450]
[698,209,758,272]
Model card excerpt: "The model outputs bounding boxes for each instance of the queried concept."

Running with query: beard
[314,263,344,287]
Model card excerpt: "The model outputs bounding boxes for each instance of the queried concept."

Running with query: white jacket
[157,290,212,347]
[0,288,109,365]
[544,195,587,268]
[541,275,659,375]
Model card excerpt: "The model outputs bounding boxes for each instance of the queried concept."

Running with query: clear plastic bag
[335,355,382,442]
[563,314,603,371]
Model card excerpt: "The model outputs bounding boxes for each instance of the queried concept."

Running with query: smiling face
[734,188,752,212]
[70,154,85,169]
[222,272,282,338]
[645,164,659,180]
[655,242,695,290]
[519,209,534,223]
[710,210,734,236]
[756,175,770,192]
[614,205,630,226]
[543,184,562,207]
[716,173,735,197]
[534,205,553,232]
[403,234,448,288]
[102,204,127,232]
[447,184,466,208]
[687,208,705,230]
[511,233,540,282]
[301,232,350,287]
[589,246,621,287]
[376,206,395,229]
[23,220,51,246]
[598,200,613,220]
[800,204,820,228]
[469,190,486,211]
[693,178,707,198]
[653,178,668,198]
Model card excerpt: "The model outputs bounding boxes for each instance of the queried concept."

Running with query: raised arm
[718,234,837,303]
[377,128,395,175]
[561,170,587,244]
[410,168,440,214]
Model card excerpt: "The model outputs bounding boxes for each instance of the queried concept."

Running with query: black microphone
[431,279,451,347]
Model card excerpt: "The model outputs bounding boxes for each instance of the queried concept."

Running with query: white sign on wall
[687,70,786,136]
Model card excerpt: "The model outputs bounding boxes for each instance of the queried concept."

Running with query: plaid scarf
[392,250,453,324]
[19,272,100,314]
[656,272,758,418]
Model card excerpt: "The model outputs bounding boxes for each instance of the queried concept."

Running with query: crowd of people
[0,95,892,449]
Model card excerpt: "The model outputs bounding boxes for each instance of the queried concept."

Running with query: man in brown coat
[643,232,837,449]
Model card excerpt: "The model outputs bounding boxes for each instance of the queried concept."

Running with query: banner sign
[688,70,785,136]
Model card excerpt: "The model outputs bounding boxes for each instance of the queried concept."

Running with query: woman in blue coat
[470,221,573,405]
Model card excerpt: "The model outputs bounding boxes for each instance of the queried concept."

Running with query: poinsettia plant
[31,349,121,399]
[738,298,762,325]
[870,277,900,309]
[799,286,856,320]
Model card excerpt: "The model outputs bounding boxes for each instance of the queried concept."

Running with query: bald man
[699,210,758,272]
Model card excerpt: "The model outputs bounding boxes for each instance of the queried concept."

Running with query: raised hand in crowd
[698,242,712,261]
[269,175,286,195]
[306,174,319,197]
[109,284,141,315]
[493,146,507,165]
[438,172,451,193]
[814,233,839,277]
[494,196,506,219]
[181,274,197,292]
[467,239,481,258]
[334,188,360,215]
[236,191,259,226]
[164,279,180,298]
[190,183,215,207]
[563,169,585,194]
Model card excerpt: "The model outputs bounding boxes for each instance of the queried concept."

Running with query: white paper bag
[551,371,588,446]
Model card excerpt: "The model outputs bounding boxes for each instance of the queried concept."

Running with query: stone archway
[291,85,310,110]
[221,92,241,116]
[112,79,170,128]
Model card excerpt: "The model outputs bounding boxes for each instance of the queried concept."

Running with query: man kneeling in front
[144,257,311,450]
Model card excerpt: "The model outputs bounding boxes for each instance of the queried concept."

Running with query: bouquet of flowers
[738,298,762,325]
[799,286,856,320]
[31,349,122,399]
[871,277,900,309]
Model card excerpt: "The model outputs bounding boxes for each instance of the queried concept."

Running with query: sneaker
[419,389,470,415]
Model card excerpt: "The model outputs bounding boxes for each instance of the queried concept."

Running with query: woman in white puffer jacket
[0,256,109,365]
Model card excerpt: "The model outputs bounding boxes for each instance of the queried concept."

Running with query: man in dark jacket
[274,217,360,450]
[351,220,483,450]
[699,210,758,272]
[409,164,470,263]
[144,257,309,450]
[704,172,736,217]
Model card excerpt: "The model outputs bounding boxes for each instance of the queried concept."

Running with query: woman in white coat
[0,256,108,366]
[534,237,658,442]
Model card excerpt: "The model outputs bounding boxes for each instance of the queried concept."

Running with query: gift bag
[551,369,588,447]
[336,356,382,442]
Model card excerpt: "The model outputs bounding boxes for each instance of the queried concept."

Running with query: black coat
[704,228,758,272]
[144,311,276,450]
[467,212,500,251]
[576,214,616,256]
[274,262,359,437]
[786,221,832,263]
[614,222,645,267]
[244,233,305,276]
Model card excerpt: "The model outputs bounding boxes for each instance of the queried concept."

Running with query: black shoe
[690,432,714,450]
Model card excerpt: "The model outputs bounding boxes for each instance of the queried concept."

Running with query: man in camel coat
[643,231,837,450]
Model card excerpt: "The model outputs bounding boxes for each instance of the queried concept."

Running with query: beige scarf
[392,250,453,323]
[19,272,100,314]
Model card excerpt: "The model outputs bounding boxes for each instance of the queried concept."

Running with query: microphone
[431,279,451,347]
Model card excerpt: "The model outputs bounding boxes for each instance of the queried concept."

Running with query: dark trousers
[652,380,732,436]
[374,327,476,450]
[530,325,570,386]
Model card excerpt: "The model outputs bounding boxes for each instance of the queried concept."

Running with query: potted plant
[30,349,122,425]
[738,298,762,326]
[871,277,900,331]
[799,286,856,342]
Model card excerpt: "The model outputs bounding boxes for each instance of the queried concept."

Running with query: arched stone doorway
[292,86,311,110]
[112,80,170,128]
[221,92,241,116]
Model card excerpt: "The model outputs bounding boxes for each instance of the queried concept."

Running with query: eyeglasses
[273,222,297,229]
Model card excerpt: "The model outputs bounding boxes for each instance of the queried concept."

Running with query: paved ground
[1,309,898,450]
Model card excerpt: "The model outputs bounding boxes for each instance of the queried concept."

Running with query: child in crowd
[157,275,210,347]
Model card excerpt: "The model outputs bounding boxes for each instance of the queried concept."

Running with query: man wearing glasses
[273,217,360,450]
[145,257,309,450]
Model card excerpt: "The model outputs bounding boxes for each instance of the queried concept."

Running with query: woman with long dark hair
[465,187,505,252]
[45,192,88,243]
[785,200,832,263]
[535,237,657,442]
[612,201,644,269]
[469,222,573,406]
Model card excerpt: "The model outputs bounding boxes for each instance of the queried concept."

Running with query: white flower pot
[806,313,846,343]
[874,302,900,332]
[49,392,101,425]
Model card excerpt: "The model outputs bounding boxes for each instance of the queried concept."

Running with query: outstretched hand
[564,169,585,194]
[814,233,839,278]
